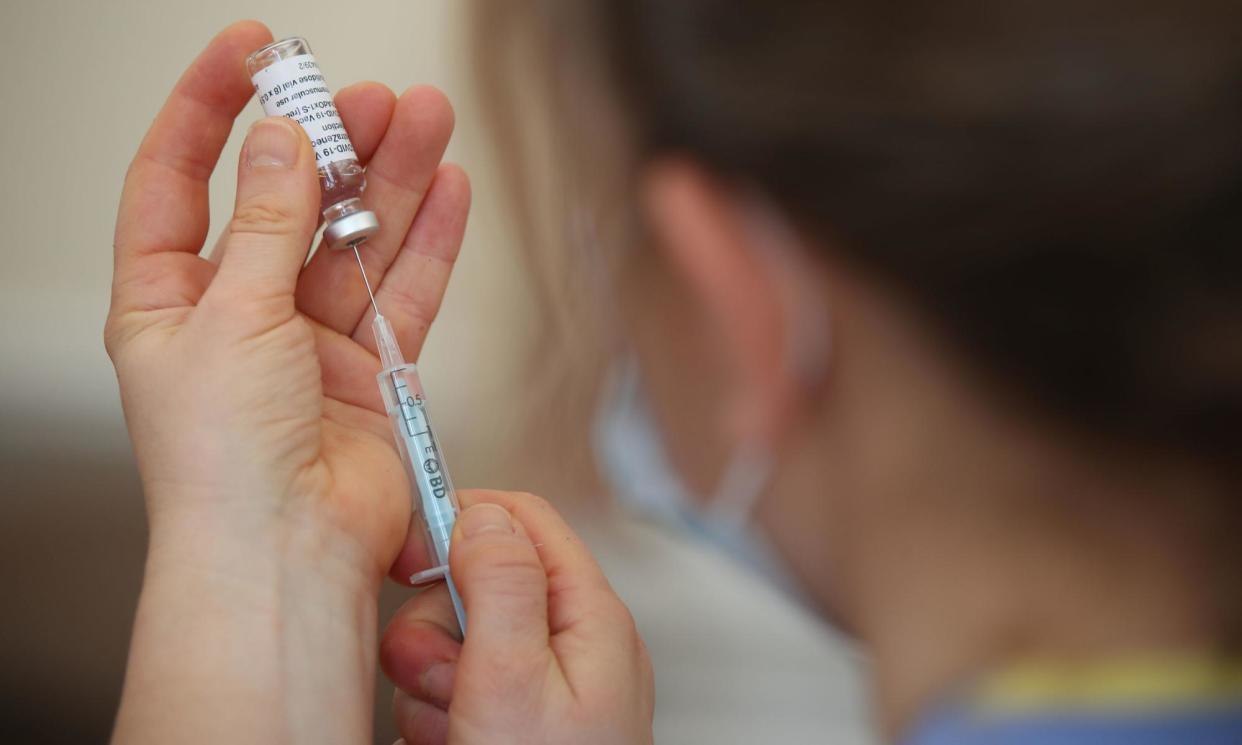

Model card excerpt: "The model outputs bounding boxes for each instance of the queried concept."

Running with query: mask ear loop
[741,188,834,393]
[703,190,834,528]
[705,445,775,530]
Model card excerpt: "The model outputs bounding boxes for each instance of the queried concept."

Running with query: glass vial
[246,37,379,249]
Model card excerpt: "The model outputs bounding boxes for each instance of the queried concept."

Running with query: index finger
[114,21,271,274]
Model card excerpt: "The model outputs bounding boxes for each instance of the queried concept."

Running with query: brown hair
[505,0,1242,475]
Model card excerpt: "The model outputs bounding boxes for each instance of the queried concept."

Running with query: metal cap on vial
[324,209,381,249]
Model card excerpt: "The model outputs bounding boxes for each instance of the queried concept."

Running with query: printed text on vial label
[251,54,355,168]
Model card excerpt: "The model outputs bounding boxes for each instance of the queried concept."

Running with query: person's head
[478,0,1242,712]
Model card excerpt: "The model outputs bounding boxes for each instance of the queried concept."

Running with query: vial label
[250,53,356,168]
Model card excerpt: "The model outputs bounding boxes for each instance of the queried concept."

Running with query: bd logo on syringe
[423,457,448,499]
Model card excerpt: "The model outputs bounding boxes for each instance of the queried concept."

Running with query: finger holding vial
[349,162,471,361]
[205,79,397,266]
[246,36,460,361]
[295,85,458,343]
[246,37,380,248]
[333,81,398,170]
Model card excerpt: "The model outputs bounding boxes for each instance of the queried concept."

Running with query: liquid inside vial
[246,37,378,248]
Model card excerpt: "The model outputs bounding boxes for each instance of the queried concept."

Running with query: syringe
[354,247,467,634]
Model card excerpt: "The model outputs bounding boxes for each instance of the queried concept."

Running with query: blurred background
[0,1,872,742]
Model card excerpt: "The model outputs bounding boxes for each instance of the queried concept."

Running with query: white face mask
[592,356,811,603]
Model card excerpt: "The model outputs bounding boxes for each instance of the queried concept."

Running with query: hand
[108,19,466,585]
[381,491,655,745]
[107,21,468,743]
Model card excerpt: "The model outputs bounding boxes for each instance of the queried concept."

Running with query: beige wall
[0,1,534,741]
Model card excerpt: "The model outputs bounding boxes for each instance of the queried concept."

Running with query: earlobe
[640,160,830,448]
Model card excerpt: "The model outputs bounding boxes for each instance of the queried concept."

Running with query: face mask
[588,190,830,607]
[592,356,811,603]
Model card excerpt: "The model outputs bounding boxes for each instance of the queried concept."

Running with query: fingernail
[459,503,514,538]
[420,662,455,705]
[246,119,300,169]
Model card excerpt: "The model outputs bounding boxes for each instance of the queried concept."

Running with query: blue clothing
[903,659,1242,745]
[907,700,1242,745]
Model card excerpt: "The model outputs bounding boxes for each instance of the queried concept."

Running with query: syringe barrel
[377,363,460,570]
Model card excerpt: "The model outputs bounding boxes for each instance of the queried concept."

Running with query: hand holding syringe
[247,34,466,635]
[109,25,648,744]
[355,248,468,634]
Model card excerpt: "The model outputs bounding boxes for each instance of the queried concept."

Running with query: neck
[766,277,1234,740]
[860,461,1225,737]
[864,388,1227,738]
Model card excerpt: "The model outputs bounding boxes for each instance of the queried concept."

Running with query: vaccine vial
[246,37,379,249]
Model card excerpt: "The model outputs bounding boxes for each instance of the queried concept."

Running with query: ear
[641,159,827,447]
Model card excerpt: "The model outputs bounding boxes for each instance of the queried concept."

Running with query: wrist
[143,478,383,593]
[117,493,380,744]
[152,494,374,588]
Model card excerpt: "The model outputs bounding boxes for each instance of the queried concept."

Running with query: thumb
[450,504,550,669]
[210,116,319,304]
